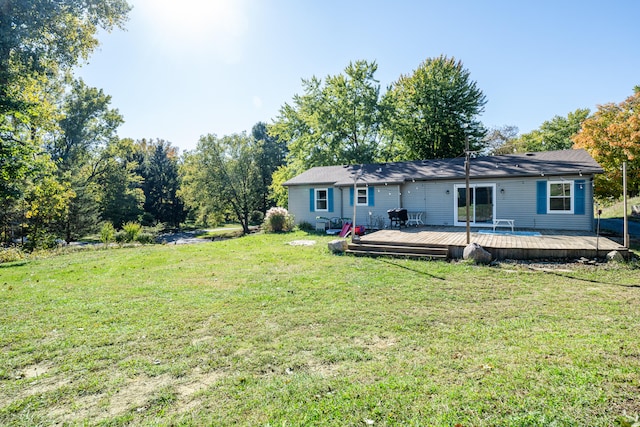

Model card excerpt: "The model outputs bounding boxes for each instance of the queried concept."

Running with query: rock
[327,239,348,253]
[463,242,492,264]
[607,250,625,263]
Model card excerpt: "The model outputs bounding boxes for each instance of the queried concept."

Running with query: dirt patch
[16,362,51,379]
[175,368,225,398]
[48,368,228,424]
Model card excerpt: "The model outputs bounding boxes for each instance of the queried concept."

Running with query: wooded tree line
[1,1,638,249]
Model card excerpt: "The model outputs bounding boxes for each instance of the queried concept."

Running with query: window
[315,188,328,211]
[548,181,573,213]
[356,188,368,206]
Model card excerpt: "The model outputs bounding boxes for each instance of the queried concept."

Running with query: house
[282,149,604,232]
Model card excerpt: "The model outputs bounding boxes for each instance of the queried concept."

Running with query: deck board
[358,226,625,260]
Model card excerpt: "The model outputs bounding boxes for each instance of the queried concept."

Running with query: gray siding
[288,174,595,232]
[358,185,401,228]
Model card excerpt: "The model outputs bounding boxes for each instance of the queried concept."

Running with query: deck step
[347,242,449,260]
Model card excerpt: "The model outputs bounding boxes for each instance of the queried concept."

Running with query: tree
[270,60,386,170]
[483,125,519,155]
[44,79,124,241]
[0,0,131,114]
[180,133,261,234]
[573,87,640,198]
[96,139,145,228]
[251,122,287,213]
[507,109,590,153]
[384,55,487,160]
[24,171,75,249]
[269,165,298,209]
[0,0,130,243]
[0,72,63,208]
[51,79,123,170]
[136,139,186,227]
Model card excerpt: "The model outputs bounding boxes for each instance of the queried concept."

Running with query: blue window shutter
[368,186,375,206]
[349,187,354,206]
[309,188,315,212]
[574,180,585,215]
[328,188,334,212]
[536,181,547,215]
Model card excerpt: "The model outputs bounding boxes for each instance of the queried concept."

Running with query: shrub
[136,232,156,244]
[297,221,314,232]
[115,230,127,244]
[263,207,294,232]
[0,247,26,264]
[122,222,142,243]
[100,222,116,245]
[250,210,265,226]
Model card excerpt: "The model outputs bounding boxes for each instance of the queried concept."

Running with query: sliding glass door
[455,184,495,226]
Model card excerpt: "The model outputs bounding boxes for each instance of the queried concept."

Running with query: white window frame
[547,180,574,214]
[315,188,328,212]
[356,187,369,206]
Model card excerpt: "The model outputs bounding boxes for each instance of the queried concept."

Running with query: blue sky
[76,0,640,153]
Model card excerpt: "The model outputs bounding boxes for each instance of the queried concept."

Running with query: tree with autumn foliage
[572,87,640,199]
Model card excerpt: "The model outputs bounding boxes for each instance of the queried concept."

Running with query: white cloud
[135,0,250,63]
[252,96,263,109]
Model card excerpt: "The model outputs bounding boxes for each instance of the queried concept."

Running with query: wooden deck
[357,226,627,260]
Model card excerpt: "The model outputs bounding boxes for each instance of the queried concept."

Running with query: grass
[1,232,640,426]
[599,195,640,219]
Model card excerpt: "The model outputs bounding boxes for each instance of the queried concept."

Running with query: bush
[122,222,142,243]
[100,222,116,245]
[115,230,127,244]
[297,221,314,232]
[263,207,294,232]
[250,210,265,226]
[136,232,156,244]
[0,247,26,264]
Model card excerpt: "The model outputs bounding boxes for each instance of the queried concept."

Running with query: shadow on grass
[376,258,447,281]
[528,266,640,288]
[0,261,28,268]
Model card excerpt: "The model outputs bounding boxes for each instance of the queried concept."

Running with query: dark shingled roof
[283,149,603,187]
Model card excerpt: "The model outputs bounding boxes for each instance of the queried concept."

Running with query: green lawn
[1,232,639,426]
[599,196,640,219]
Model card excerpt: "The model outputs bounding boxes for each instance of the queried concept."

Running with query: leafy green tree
[96,139,145,228]
[180,133,261,234]
[268,164,298,209]
[46,79,124,241]
[0,0,129,243]
[507,109,590,153]
[0,73,65,245]
[251,122,287,213]
[0,0,131,114]
[0,73,62,209]
[573,87,640,198]
[136,139,186,227]
[384,55,487,159]
[51,79,124,170]
[270,60,386,170]
[24,173,75,249]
